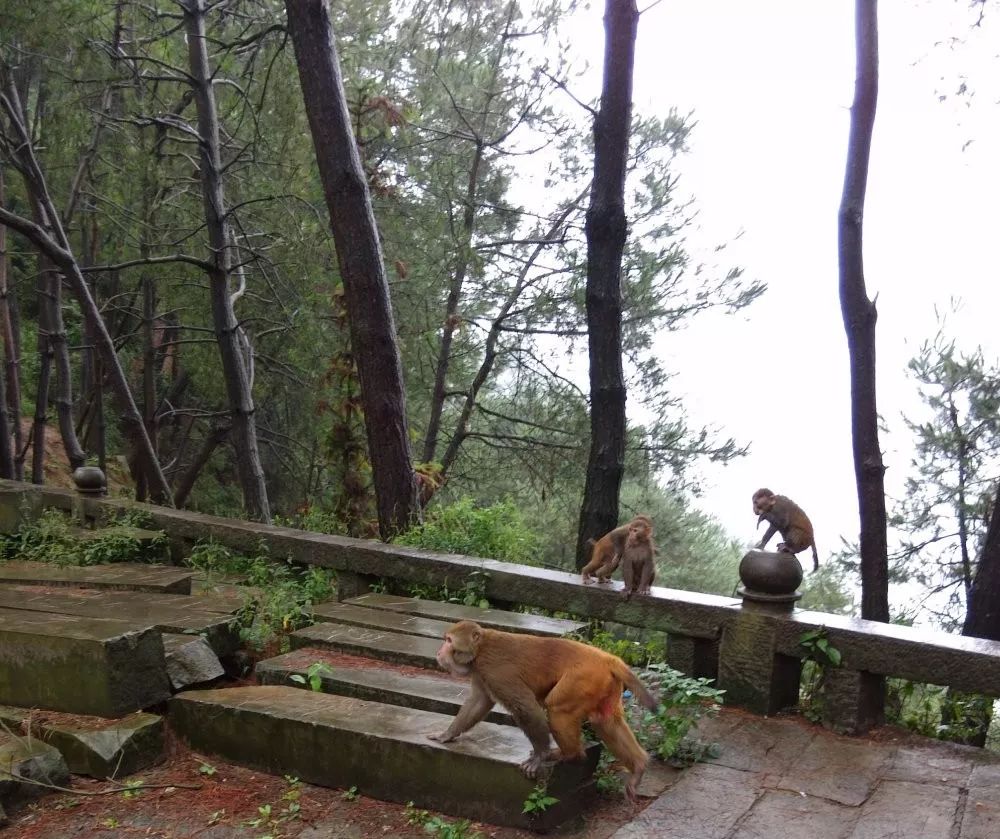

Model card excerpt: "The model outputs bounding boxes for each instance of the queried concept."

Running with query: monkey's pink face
[752,494,773,516]
[436,634,474,676]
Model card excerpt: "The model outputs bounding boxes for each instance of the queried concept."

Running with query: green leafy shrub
[187,539,334,651]
[396,498,541,565]
[587,628,666,668]
[632,664,723,765]
[2,508,166,566]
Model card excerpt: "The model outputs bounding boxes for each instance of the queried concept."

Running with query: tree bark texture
[0,81,173,503]
[839,0,888,622]
[285,0,420,539]
[963,482,1000,641]
[0,166,15,478]
[182,0,270,522]
[575,0,637,569]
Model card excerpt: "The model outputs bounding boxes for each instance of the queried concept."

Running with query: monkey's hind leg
[591,712,649,804]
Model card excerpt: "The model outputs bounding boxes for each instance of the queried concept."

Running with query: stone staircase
[171,594,594,830]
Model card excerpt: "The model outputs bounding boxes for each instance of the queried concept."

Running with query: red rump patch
[590,689,619,722]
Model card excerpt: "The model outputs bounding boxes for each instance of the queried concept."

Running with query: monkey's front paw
[597,577,612,584]
[519,755,545,779]
[428,731,455,743]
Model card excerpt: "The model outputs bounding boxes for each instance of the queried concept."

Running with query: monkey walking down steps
[175,597,605,830]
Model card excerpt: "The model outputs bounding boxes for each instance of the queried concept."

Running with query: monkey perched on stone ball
[751,488,819,571]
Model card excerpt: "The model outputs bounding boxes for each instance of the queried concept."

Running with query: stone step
[0,705,163,780]
[0,560,192,594]
[0,586,238,655]
[171,685,598,830]
[255,650,513,726]
[289,622,441,668]
[311,601,454,639]
[0,731,69,809]
[0,608,170,717]
[344,592,587,637]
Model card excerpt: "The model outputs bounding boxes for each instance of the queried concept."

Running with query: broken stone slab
[729,789,858,839]
[162,633,224,690]
[344,592,588,637]
[289,623,441,668]
[0,560,192,594]
[0,586,239,656]
[848,780,960,839]
[311,602,455,639]
[0,706,164,779]
[0,608,170,717]
[255,650,513,725]
[0,730,69,807]
[171,685,599,831]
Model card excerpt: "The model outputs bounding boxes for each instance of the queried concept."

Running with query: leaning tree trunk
[839,0,888,622]
[0,167,13,478]
[286,0,420,539]
[182,0,270,522]
[575,0,638,569]
[0,166,22,478]
[0,81,172,503]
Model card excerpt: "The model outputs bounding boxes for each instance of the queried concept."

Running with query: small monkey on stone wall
[752,487,819,571]
[580,515,654,585]
[621,523,656,598]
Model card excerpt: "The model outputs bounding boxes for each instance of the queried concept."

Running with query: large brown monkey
[621,525,656,598]
[752,488,819,571]
[429,621,658,803]
[580,515,653,585]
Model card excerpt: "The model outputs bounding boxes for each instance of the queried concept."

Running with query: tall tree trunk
[0,169,22,479]
[575,0,637,569]
[964,483,1000,641]
[839,0,888,622]
[173,422,229,509]
[0,81,172,503]
[182,0,270,522]
[31,252,53,485]
[286,0,420,539]
[0,166,15,477]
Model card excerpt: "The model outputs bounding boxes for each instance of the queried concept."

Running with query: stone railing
[3,476,1000,736]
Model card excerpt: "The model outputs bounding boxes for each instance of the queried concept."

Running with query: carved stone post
[71,465,107,526]
[717,550,803,714]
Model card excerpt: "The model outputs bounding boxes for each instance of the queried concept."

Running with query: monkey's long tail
[612,660,658,711]
[812,543,820,572]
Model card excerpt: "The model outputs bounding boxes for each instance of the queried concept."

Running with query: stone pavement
[614,710,1000,839]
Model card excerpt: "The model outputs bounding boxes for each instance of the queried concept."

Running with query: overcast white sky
[560,0,1000,596]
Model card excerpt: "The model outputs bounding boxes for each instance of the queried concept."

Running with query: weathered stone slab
[0,706,163,779]
[0,731,69,806]
[774,734,890,806]
[162,633,224,689]
[0,560,192,594]
[730,790,857,839]
[289,623,441,668]
[697,712,815,775]
[0,608,170,717]
[255,651,513,725]
[883,744,976,787]
[848,780,959,838]
[0,586,238,655]
[962,779,1000,839]
[312,602,455,639]
[344,593,589,637]
[611,762,761,839]
[171,685,599,830]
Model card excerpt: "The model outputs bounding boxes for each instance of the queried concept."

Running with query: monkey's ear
[472,629,483,644]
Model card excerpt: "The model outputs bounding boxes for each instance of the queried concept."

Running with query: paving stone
[961,783,1000,839]
[0,731,69,806]
[774,732,891,806]
[289,623,441,668]
[345,593,587,636]
[0,586,238,655]
[968,760,1000,787]
[0,608,170,717]
[730,789,858,839]
[162,633,224,690]
[312,601,455,639]
[883,744,976,787]
[0,560,192,594]
[697,713,816,776]
[611,762,761,839]
[171,685,599,830]
[633,761,683,799]
[0,706,164,779]
[255,650,513,725]
[848,780,960,838]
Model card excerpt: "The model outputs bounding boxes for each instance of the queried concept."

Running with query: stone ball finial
[72,466,108,497]
[738,549,803,609]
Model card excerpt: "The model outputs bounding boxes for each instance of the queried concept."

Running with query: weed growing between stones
[186,539,334,651]
[521,784,558,816]
[289,661,333,691]
[0,507,167,565]
[798,627,843,724]
[405,801,484,839]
